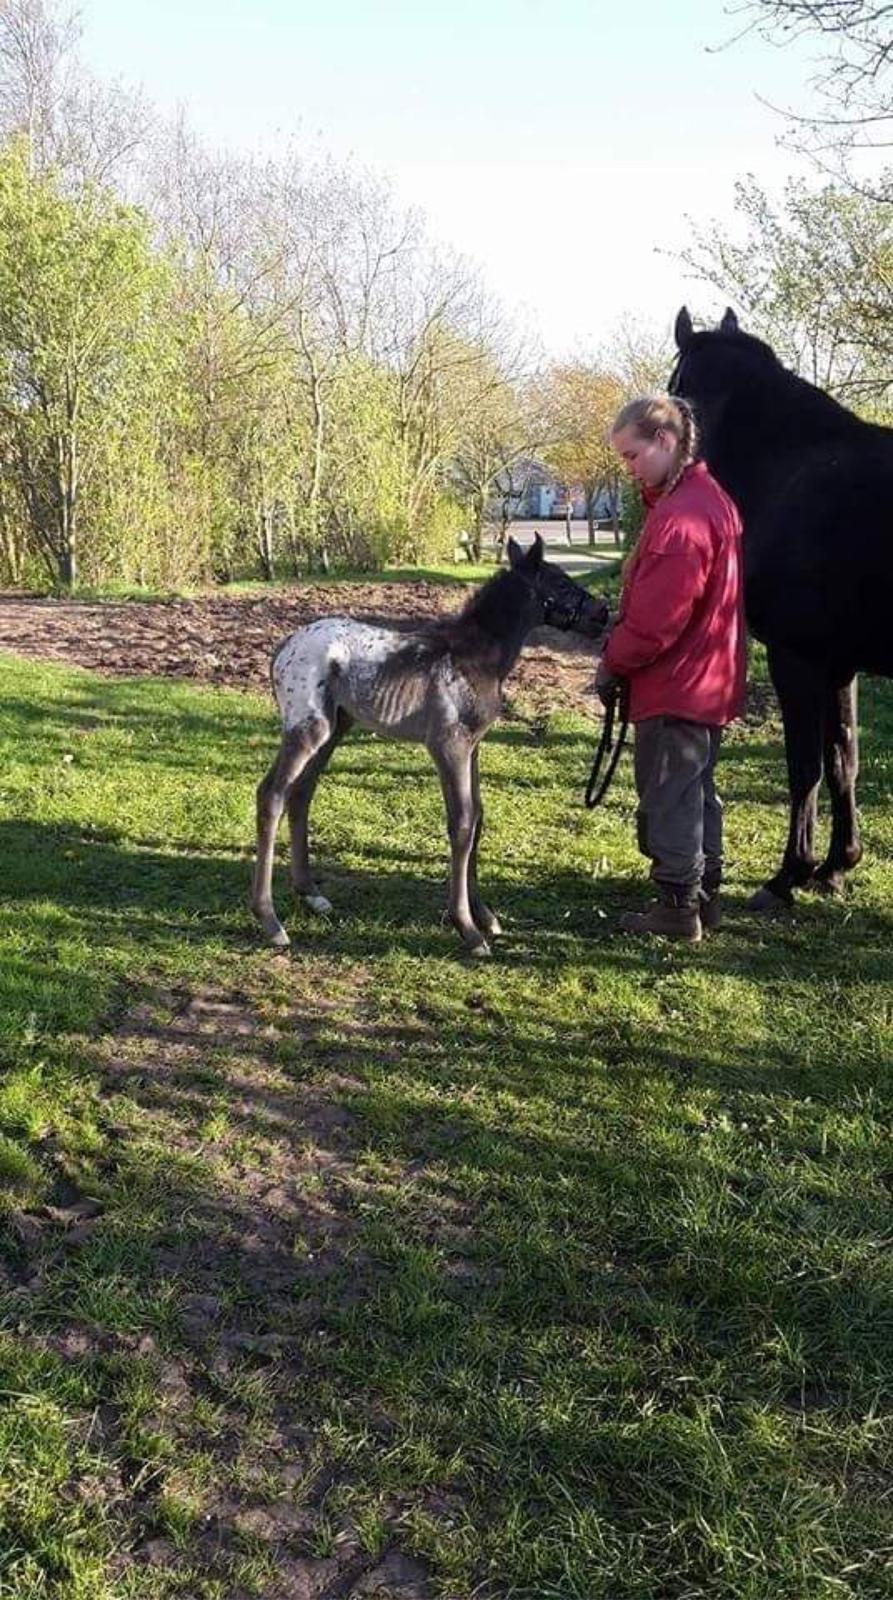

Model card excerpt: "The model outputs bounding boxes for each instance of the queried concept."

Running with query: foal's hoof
[466,938,492,960]
[746,886,792,916]
[301,893,333,916]
[254,908,291,949]
[478,912,503,938]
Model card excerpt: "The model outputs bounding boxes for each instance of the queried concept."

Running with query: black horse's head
[507,532,610,638]
[669,306,781,450]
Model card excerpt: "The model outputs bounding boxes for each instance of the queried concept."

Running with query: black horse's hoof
[806,872,845,898]
[747,886,793,916]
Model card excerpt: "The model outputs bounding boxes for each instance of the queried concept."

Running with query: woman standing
[596,395,746,941]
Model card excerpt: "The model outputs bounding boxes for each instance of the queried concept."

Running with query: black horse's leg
[467,745,502,938]
[287,711,352,913]
[431,737,491,956]
[251,718,332,948]
[750,643,824,911]
[813,674,862,895]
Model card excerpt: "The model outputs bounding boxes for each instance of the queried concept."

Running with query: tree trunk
[586,488,596,548]
[285,503,303,575]
[565,500,573,547]
[308,372,327,573]
[258,505,275,582]
[471,493,485,563]
[496,496,511,563]
[0,510,24,584]
[612,476,621,546]
[58,474,77,589]
[58,541,76,589]
[60,383,79,590]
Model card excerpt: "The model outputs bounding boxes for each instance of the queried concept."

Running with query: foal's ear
[507,536,524,569]
[719,306,739,335]
[674,306,694,351]
[526,531,545,571]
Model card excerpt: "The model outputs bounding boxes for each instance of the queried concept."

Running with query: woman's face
[612,424,678,491]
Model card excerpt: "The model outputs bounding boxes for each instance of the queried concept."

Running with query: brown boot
[699,870,722,931]
[619,884,702,942]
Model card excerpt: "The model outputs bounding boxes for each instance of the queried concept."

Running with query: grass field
[0,642,890,1599]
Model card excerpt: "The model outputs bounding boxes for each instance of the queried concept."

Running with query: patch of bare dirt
[0,582,603,719]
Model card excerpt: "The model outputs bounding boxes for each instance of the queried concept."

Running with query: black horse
[670,306,893,909]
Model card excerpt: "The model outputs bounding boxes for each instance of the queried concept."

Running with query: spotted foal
[251,535,608,956]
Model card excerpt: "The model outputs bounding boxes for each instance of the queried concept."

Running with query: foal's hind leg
[813,675,862,895]
[251,719,331,948]
[287,711,352,914]
[467,746,502,938]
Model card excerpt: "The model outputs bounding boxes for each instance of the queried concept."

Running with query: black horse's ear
[720,307,739,335]
[526,531,545,570]
[674,306,694,351]
[507,536,524,569]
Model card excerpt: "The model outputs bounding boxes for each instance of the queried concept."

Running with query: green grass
[0,649,890,1597]
[17,563,496,601]
[18,552,621,604]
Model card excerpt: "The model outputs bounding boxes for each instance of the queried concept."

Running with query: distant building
[491,459,620,523]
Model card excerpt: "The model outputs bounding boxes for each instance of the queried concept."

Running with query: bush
[620,481,646,552]
[415,493,468,566]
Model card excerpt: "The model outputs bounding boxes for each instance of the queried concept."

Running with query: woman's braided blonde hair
[611,393,699,495]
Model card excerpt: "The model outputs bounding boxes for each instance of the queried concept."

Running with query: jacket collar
[642,457,705,508]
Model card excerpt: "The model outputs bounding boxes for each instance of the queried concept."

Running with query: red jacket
[603,460,746,726]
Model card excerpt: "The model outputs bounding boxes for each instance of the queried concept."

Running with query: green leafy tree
[538,363,626,546]
[683,176,893,411]
[450,360,535,562]
[0,142,178,586]
[323,356,408,568]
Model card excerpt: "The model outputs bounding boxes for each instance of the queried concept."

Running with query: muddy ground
[0,583,603,722]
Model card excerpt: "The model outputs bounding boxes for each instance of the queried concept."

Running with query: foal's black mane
[456,567,537,636]
[385,567,540,681]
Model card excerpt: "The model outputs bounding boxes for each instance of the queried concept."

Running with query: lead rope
[584,684,629,808]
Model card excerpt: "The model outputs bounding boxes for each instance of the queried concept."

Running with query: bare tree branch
[729,0,893,190]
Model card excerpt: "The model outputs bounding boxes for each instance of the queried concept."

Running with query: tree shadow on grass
[1,819,891,1107]
[1,940,890,1598]
[0,682,276,782]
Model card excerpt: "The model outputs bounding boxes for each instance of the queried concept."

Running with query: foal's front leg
[468,745,502,938]
[432,737,491,957]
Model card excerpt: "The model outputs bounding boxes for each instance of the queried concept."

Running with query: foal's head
[506,533,610,638]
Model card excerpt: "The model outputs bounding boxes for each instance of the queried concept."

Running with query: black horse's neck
[704,362,864,515]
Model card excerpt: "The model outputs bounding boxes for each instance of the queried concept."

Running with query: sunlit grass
[0,649,889,1598]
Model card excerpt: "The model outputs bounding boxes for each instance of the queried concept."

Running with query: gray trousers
[633,717,724,892]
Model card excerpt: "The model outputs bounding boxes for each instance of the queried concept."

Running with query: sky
[78,0,824,356]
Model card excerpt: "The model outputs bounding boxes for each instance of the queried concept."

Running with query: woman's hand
[595,657,623,707]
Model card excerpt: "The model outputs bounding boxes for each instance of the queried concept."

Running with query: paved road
[479,519,623,577]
